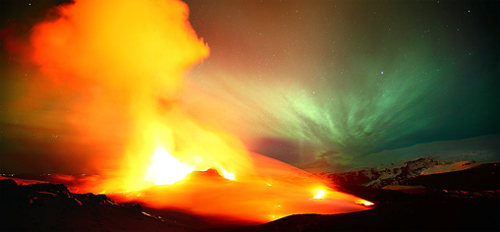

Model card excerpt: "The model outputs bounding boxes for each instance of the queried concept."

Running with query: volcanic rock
[317,157,464,188]
[0,179,189,231]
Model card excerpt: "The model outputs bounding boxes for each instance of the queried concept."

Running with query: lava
[145,146,195,185]
[313,189,326,199]
[108,152,373,224]
[2,0,373,224]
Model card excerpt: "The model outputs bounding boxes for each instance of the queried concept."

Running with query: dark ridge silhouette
[1,162,499,231]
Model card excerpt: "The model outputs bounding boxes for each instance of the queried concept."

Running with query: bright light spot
[313,189,325,199]
[219,167,235,181]
[145,146,195,185]
[267,183,272,187]
[356,200,374,207]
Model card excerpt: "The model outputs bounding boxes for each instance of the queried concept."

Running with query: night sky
[1,0,499,173]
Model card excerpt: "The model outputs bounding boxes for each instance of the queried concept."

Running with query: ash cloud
[1,0,211,174]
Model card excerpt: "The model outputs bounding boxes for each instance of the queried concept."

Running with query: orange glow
[313,189,326,199]
[145,146,195,185]
[8,0,374,224]
[356,200,375,207]
[102,152,374,224]
[219,166,236,181]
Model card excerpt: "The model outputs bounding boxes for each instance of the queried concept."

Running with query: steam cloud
[1,2,375,222]
[1,0,255,183]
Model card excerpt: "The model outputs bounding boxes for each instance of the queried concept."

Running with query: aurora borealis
[1,0,499,174]
[183,0,499,169]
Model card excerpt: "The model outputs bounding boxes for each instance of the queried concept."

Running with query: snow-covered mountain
[315,157,478,188]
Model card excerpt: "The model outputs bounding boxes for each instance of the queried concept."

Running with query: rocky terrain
[315,157,477,188]
[229,162,500,232]
[1,159,499,231]
[0,179,191,231]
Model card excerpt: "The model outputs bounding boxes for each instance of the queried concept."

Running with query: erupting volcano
[2,0,499,231]
[0,0,371,225]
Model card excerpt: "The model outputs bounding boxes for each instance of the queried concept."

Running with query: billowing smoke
[1,0,374,223]
[1,0,257,187]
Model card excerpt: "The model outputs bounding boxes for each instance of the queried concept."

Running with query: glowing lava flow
[8,0,374,225]
[145,146,194,185]
[144,146,236,185]
[313,189,326,199]
[105,150,374,224]
[357,200,375,207]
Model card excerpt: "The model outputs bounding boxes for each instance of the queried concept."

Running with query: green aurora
[184,0,499,168]
[0,0,498,173]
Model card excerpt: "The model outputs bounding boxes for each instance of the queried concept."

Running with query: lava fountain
[5,0,372,224]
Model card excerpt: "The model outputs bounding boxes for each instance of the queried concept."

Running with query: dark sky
[183,0,499,167]
[0,0,499,173]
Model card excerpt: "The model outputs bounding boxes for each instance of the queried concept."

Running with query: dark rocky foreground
[230,163,500,232]
[228,189,500,232]
[0,179,191,231]
[1,162,499,232]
